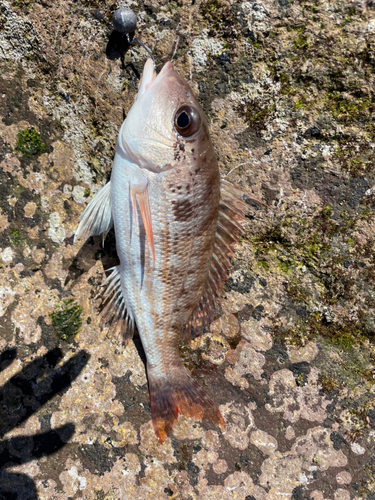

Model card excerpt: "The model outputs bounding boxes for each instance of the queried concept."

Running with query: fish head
[117,59,210,172]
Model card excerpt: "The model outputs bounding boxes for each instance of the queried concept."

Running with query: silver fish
[76,59,255,443]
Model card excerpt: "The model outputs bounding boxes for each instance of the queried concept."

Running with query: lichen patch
[225,340,266,387]
[250,429,278,455]
[266,368,330,423]
[220,402,254,450]
[287,342,320,364]
[241,317,273,351]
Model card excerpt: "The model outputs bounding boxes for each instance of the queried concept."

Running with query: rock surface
[0,0,374,499]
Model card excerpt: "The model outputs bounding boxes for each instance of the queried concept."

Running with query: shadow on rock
[65,230,119,288]
[106,30,141,90]
[0,347,90,499]
[106,29,134,61]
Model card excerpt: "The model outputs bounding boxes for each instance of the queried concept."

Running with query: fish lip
[151,61,173,90]
[137,59,174,99]
[149,60,174,87]
[157,61,173,78]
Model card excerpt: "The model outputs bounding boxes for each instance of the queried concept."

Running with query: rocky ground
[0,0,374,498]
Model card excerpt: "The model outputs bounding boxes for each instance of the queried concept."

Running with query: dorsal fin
[100,265,134,342]
[183,180,263,341]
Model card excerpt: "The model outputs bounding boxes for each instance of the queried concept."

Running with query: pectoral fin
[74,182,113,243]
[130,184,155,266]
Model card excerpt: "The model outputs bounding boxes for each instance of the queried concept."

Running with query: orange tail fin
[148,369,225,443]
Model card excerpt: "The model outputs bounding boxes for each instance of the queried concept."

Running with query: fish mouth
[137,59,173,98]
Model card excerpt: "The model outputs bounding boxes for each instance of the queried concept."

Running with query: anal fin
[101,265,134,342]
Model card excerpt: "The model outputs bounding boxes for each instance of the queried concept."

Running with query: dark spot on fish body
[173,141,185,162]
[172,199,194,222]
[174,150,184,162]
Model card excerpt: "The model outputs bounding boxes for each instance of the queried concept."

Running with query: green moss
[90,117,105,138]
[89,156,102,177]
[15,127,46,157]
[200,0,221,14]
[324,91,374,124]
[167,2,179,11]
[285,278,310,302]
[293,98,304,110]
[0,16,7,30]
[12,0,34,9]
[276,72,300,97]
[249,202,375,348]
[362,460,375,496]
[322,205,333,218]
[282,310,370,349]
[292,93,314,111]
[257,258,269,271]
[8,228,21,246]
[333,138,374,175]
[246,104,275,128]
[319,364,374,445]
[343,405,372,442]
[276,257,293,274]
[318,373,343,392]
[199,0,237,37]
[51,298,82,342]
[293,32,309,51]
[262,0,375,192]
[295,372,307,386]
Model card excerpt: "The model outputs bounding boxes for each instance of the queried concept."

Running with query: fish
[75,59,258,443]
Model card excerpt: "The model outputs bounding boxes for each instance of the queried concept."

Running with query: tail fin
[148,369,225,443]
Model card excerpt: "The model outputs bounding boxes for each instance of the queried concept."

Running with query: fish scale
[75,59,262,443]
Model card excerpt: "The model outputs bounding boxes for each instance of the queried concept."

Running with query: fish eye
[174,105,201,137]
